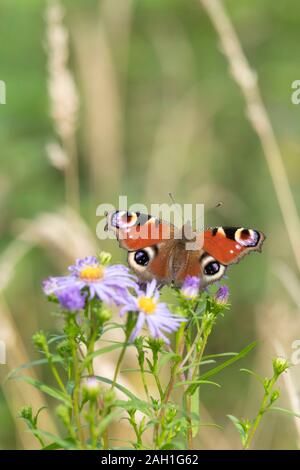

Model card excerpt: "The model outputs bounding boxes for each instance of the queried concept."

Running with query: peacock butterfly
[106,210,265,288]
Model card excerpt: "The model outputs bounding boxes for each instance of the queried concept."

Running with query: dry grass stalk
[199,0,300,272]
[46,0,80,211]
[274,340,300,448]
[255,302,300,448]
[99,0,134,82]
[46,141,69,171]
[17,208,98,267]
[275,262,300,310]
[72,18,123,200]
[0,297,59,449]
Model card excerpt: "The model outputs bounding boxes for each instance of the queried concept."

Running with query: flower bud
[272,357,289,377]
[270,390,280,404]
[32,331,48,351]
[56,404,71,427]
[57,286,86,312]
[98,306,112,323]
[19,406,33,421]
[82,377,101,401]
[97,252,112,266]
[214,285,229,305]
[181,276,200,299]
[103,389,115,406]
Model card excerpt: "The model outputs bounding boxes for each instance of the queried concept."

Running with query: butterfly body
[106,211,265,288]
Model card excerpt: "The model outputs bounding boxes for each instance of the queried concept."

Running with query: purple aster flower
[57,286,86,311]
[42,276,70,296]
[214,285,229,305]
[119,279,186,344]
[42,256,138,305]
[181,276,200,299]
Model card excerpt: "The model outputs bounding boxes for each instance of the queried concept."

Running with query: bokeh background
[1,0,300,449]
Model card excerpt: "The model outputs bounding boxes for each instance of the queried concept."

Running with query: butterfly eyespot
[128,246,158,273]
[204,261,220,275]
[134,250,150,266]
[111,211,138,229]
[200,254,226,284]
[235,228,259,247]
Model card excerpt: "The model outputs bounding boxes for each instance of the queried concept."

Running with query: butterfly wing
[204,227,265,265]
[174,226,265,287]
[106,211,176,284]
[107,212,266,287]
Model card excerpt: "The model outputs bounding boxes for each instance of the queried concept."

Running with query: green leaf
[158,352,180,371]
[4,356,63,382]
[191,391,200,437]
[269,407,300,419]
[202,352,238,360]
[42,442,63,450]
[15,376,71,407]
[121,368,151,374]
[31,430,75,449]
[199,422,223,429]
[81,343,125,369]
[48,334,67,345]
[98,409,122,436]
[180,359,216,373]
[200,341,257,381]
[116,399,153,417]
[175,379,220,389]
[102,323,125,334]
[95,376,151,416]
[240,368,265,385]
[227,415,248,446]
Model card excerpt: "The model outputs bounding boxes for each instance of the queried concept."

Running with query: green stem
[184,305,213,449]
[48,358,67,394]
[72,341,85,448]
[243,376,277,450]
[140,367,151,402]
[130,413,143,449]
[185,394,193,450]
[105,318,133,449]
[153,367,164,401]
[154,324,185,448]
[111,342,127,390]
[111,318,132,390]
[89,401,98,449]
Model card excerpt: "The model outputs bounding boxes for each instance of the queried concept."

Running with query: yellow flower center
[138,296,156,315]
[80,265,104,281]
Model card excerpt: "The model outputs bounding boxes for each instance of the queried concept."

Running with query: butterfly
[106,210,265,288]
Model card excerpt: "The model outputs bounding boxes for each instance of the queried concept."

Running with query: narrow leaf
[98,410,122,436]
[15,376,71,407]
[240,368,265,385]
[175,380,220,389]
[269,407,300,419]
[200,341,257,381]
[5,356,63,382]
[82,343,124,369]
[31,430,75,449]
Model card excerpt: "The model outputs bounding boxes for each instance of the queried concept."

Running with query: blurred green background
[0,0,300,449]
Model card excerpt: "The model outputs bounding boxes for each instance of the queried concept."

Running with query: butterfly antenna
[190,201,223,228]
[168,192,176,205]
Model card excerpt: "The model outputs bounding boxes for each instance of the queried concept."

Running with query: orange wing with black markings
[107,211,265,287]
[204,227,265,265]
